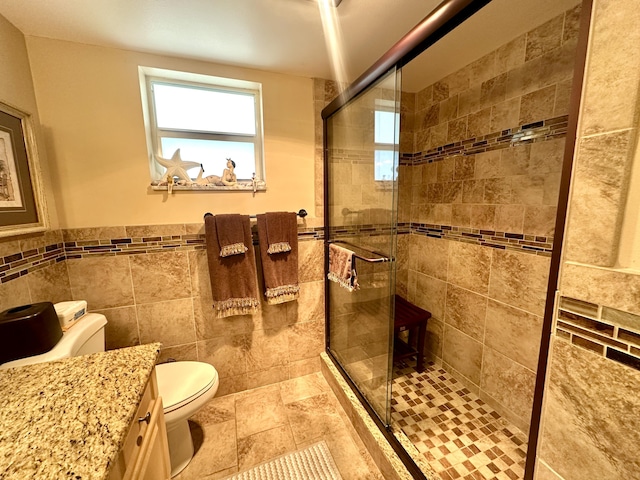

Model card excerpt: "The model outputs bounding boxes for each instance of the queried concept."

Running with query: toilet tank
[0,313,107,370]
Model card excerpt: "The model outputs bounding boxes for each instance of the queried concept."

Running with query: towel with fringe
[205,214,260,317]
[256,212,300,304]
[327,243,359,292]
[215,214,249,257]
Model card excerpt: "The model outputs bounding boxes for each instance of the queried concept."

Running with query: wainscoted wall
[0,223,326,397]
[395,4,580,431]
[537,0,640,478]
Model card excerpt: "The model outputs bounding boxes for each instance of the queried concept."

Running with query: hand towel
[256,212,300,304]
[205,214,260,318]
[264,211,293,254]
[215,214,249,257]
[327,243,359,292]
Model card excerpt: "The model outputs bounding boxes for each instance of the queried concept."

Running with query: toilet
[0,312,219,478]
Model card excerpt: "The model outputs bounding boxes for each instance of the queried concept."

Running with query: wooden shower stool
[393,295,431,372]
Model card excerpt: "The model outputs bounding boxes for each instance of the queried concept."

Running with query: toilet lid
[155,361,218,413]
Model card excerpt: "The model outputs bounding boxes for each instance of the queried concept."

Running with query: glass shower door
[325,67,400,426]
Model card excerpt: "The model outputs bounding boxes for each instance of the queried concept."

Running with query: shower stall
[322,0,589,478]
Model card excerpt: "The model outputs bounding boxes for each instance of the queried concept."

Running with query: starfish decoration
[155,149,201,184]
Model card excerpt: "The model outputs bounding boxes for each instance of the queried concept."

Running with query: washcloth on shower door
[256,212,300,304]
[327,243,359,292]
[205,214,260,318]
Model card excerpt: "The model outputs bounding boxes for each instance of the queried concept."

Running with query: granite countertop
[0,343,161,480]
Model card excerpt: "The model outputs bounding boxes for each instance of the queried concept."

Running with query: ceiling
[0,0,579,93]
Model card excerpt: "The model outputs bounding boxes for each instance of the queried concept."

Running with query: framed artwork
[0,101,48,238]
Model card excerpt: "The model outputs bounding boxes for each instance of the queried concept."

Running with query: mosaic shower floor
[391,361,528,480]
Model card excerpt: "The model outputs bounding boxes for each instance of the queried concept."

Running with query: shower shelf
[330,240,392,263]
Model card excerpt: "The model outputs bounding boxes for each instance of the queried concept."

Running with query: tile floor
[174,372,384,480]
[391,361,528,480]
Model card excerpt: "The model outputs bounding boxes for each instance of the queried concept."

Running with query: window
[374,100,399,182]
[139,67,265,190]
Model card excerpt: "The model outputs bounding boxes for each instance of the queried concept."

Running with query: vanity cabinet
[108,368,171,480]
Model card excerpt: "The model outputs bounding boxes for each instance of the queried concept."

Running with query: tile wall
[0,222,326,397]
[395,4,581,432]
[537,0,640,477]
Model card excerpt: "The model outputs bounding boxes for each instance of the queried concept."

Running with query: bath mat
[225,440,343,480]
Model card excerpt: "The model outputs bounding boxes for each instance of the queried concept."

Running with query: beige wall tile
[480,348,536,422]
[288,280,324,324]
[562,4,582,45]
[95,306,140,350]
[553,78,573,117]
[564,131,634,266]
[19,230,63,252]
[246,327,289,372]
[27,261,71,304]
[158,342,197,363]
[579,0,640,136]
[0,238,21,258]
[519,85,556,125]
[137,297,195,347]
[246,365,290,391]
[410,235,449,281]
[474,150,501,179]
[130,251,191,304]
[298,240,324,283]
[511,174,545,205]
[469,204,496,231]
[485,299,542,371]
[62,227,126,242]
[467,107,492,138]
[561,264,640,317]
[540,339,640,480]
[125,224,186,238]
[198,335,248,379]
[496,34,526,74]
[462,179,485,204]
[495,205,524,233]
[412,272,447,320]
[288,319,324,362]
[489,249,551,316]
[451,204,472,227]
[289,357,321,378]
[0,276,31,312]
[442,325,483,385]
[530,138,565,175]
[500,144,530,176]
[524,205,557,237]
[444,284,487,341]
[425,317,444,361]
[490,97,521,132]
[458,85,482,117]
[67,256,134,310]
[447,242,491,295]
[193,295,253,340]
[506,56,544,99]
[483,177,512,204]
[525,15,564,62]
[447,117,468,143]
[480,73,507,109]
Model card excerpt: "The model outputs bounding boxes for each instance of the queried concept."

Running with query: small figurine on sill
[195,158,238,186]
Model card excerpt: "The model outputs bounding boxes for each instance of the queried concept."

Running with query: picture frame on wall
[0,101,48,238]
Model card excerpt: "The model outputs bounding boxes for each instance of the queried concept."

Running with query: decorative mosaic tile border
[400,115,569,166]
[0,226,324,285]
[408,222,553,256]
[555,296,640,372]
[0,243,65,284]
[328,222,553,256]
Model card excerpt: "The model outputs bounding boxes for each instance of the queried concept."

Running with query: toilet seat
[155,361,218,414]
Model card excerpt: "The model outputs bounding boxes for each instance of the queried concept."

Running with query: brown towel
[256,212,300,304]
[264,211,293,254]
[215,214,248,257]
[328,243,359,292]
[205,214,259,317]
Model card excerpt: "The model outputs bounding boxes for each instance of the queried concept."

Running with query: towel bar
[204,209,308,220]
[329,240,392,263]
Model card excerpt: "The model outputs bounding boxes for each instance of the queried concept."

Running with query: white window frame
[138,66,266,191]
[374,99,399,183]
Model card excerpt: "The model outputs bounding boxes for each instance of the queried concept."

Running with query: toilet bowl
[156,360,219,477]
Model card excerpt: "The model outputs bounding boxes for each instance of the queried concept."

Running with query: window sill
[150,181,266,192]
